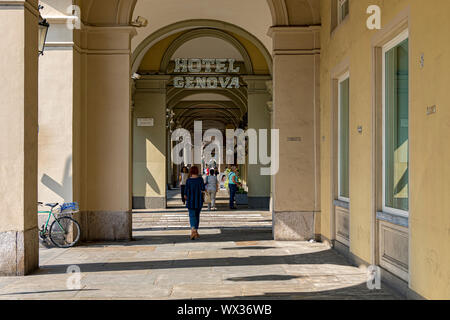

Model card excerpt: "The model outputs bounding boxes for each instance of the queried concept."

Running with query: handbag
[204,191,211,204]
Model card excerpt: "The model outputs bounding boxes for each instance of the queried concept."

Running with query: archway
[131,21,273,210]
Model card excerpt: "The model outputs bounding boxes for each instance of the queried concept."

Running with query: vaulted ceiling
[75,0,137,26]
[267,0,321,26]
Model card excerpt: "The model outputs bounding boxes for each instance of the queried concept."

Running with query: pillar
[132,75,170,209]
[166,128,174,188]
[0,0,39,275]
[75,26,136,241]
[243,76,272,209]
[269,26,321,240]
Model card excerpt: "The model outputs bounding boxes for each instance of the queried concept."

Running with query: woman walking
[184,166,205,240]
[228,166,242,210]
[179,166,189,205]
[205,168,218,211]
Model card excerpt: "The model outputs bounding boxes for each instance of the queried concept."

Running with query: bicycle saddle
[38,202,59,208]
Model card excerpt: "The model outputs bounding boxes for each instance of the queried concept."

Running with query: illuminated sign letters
[173,58,241,89]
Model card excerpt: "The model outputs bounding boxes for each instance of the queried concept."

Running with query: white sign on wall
[173,58,240,89]
[137,118,154,127]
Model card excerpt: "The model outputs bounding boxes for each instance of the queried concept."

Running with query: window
[338,0,349,24]
[338,74,350,201]
[382,31,409,215]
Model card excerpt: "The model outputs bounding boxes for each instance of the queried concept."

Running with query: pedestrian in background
[205,168,218,211]
[228,165,241,210]
[179,166,189,205]
[184,166,205,240]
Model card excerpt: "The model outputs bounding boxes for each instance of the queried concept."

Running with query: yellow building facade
[0,0,449,299]
[319,0,450,299]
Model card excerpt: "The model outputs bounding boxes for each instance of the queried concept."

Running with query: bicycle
[38,202,81,248]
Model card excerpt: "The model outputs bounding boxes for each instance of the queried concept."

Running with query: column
[0,0,39,275]
[132,75,170,209]
[269,26,321,240]
[243,76,272,209]
[266,81,275,214]
[75,26,137,241]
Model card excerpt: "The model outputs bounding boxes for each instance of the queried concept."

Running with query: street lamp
[38,5,49,56]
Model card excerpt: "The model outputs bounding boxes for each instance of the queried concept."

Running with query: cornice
[0,0,40,18]
[268,25,321,37]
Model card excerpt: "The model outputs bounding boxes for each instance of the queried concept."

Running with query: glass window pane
[385,39,409,211]
[339,78,350,199]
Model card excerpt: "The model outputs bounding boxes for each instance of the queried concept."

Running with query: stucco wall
[38,50,74,203]
[320,0,450,299]
[132,77,169,209]
[38,1,74,204]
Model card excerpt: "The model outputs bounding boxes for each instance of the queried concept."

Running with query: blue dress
[185,177,205,209]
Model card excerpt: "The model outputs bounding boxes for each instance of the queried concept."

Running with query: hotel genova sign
[173,58,240,89]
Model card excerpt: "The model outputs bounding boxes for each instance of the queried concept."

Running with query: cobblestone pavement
[0,192,401,300]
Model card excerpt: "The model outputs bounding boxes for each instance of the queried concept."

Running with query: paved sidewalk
[0,207,401,300]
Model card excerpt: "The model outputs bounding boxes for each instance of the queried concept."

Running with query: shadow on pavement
[36,248,351,275]
[225,275,303,282]
[0,289,98,296]
[200,283,402,300]
[221,246,277,250]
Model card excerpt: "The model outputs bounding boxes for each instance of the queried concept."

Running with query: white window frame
[338,71,350,203]
[338,0,349,24]
[382,29,409,217]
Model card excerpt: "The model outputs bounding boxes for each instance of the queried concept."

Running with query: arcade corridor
[2,0,450,300]
[0,199,399,300]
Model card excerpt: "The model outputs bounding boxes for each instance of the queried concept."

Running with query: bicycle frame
[38,207,65,233]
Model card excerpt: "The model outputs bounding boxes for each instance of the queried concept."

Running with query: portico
[1,0,449,300]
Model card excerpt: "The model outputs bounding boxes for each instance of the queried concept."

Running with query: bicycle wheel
[49,216,81,248]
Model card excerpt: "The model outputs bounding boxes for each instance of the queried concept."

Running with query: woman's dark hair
[209,169,215,176]
[189,166,199,176]
[182,166,188,173]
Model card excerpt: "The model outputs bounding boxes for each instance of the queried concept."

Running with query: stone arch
[167,88,247,118]
[159,29,254,74]
[266,0,320,26]
[76,0,137,26]
[176,107,240,129]
[131,19,273,75]
[173,101,242,128]
[266,0,289,26]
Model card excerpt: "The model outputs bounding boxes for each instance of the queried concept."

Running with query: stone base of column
[77,211,132,242]
[248,197,270,210]
[273,211,316,241]
[0,228,39,276]
[132,196,166,209]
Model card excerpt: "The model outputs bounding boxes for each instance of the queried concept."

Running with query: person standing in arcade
[228,165,241,210]
[184,166,205,240]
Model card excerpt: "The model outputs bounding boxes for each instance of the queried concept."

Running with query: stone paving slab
[170,284,243,299]
[0,206,402,300]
